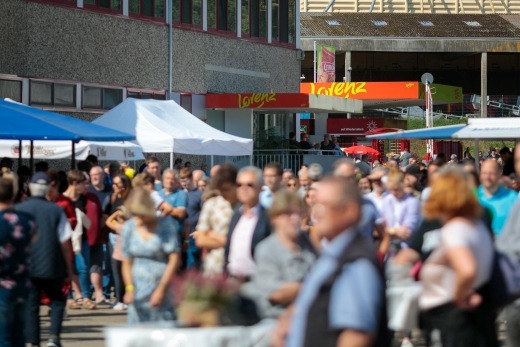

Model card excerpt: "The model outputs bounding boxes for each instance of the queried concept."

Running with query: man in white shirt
[260,163,283,209]
[224,166,272,280]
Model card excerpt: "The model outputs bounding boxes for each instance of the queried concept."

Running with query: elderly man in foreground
[274,176,390,347]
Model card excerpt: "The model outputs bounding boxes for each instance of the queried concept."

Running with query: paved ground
[39,306,126,347]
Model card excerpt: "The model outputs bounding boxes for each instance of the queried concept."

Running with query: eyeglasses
[237,182,255,188]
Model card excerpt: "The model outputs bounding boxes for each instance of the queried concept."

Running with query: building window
[84,0,122,10]
[0,79,22,102]
[128,91,166,100]
[245,0,266,38]
[30,81,76,107]
[272,0,295,44]
[83,86,123,110]
[176,0,201,25]
[129,0,165,19]
[208,0,236,32]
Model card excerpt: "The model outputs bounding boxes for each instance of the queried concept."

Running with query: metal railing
[253,149,345,173]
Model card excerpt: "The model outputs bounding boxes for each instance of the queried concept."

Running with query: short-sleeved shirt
[244,233,316,318]
[0,209,36,301]
[419,219,493,311]
[122,217,180,301]
[186,188,203,234]
[196,195,233,275]
[159,188,188,235]
[287,230,383,347]
[477,185,518,236]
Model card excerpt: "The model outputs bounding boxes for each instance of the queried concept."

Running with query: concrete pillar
[344,51,352,119]
[481,52,487,118]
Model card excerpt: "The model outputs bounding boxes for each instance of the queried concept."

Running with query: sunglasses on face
[287,183,297,187]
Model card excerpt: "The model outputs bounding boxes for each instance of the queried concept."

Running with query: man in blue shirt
[274,177,389,347]
[179,168,203,269]
[159,169,187,252]
[477,160,518,236]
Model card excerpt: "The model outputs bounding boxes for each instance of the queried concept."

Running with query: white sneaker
[112,302,127,310]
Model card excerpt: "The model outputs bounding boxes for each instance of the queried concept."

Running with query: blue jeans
[75,239,91,298]
[0,287,26,347]
[186,237,201,269]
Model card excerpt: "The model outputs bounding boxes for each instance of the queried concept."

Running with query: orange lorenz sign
[206,93,310,109]
[300,82,419,100]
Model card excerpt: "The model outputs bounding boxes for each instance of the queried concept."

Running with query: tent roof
[0,99,135,142]
[452,118,520,140]
[92,98,253,155]
[366,124,466,139]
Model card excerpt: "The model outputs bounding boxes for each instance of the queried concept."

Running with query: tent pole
[170,152,173,169]
[71,142,76,170]
[18,140,22,170]
[211,155,214,168]
[474,139,479,174]
[29,141,34,173]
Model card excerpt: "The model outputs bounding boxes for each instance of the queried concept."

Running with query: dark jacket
[304,232,390,347]
[224,204,272,273]
[17,197,67,280]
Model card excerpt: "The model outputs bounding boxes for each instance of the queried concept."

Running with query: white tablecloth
[104,320,276,347]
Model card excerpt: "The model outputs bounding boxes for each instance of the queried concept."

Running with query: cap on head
[31,172,50,185]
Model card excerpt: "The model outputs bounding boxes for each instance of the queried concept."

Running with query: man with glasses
[260,163,283,209]
[274,177,389,347]
[224,166,272,281]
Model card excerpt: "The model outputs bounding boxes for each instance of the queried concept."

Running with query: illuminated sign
[300,82,419,100]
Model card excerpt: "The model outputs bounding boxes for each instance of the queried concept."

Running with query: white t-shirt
[57,212,73,243]
[419,219,494,310]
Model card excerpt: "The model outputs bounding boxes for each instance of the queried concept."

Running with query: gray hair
[162,168,179,180]
[29,182,50,198]
[238,166,264,188]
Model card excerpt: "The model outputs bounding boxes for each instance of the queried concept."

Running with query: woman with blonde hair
[121,188,181,323]
[419,167,495,347]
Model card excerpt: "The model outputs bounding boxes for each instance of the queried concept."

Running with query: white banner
[0,140,144,161]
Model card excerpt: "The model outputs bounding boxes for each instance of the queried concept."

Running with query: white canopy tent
[92,99,253,158]
[0,140,144,161]
[451,118,520,140]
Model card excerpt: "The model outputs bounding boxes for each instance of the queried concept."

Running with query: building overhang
[300,37,520,53]
[205,93,363,114]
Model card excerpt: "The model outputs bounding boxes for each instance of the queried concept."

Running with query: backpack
[479,250,520,310]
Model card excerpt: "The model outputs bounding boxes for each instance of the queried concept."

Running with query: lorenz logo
[11,145,20,155]
[96,147,107,158]
[124,149,135,158]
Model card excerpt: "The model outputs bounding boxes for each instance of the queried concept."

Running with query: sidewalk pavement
[39,306,126,347]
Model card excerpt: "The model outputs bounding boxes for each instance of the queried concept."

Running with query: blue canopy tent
[365,124,466,140]
[0,98,135,169]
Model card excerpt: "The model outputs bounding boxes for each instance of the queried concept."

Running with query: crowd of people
[0,142,519,347]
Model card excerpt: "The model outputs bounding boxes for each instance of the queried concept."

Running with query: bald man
[477,159,518,236]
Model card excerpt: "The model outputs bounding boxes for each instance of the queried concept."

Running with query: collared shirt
[477,185,519,236]
[243,233,316,318]
[259,187,274,209]
[287,230,383,347]
[159,188,188,235]
[227,205,259,277]
[365,191,388,216]
[382,193,421,232]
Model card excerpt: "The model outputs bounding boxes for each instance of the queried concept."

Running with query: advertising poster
[316,45,336,82]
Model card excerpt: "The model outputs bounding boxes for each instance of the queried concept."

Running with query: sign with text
[300,82,419,100]
[206,93,310,109]
[316,45,336,83]
[327,118,407,135]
